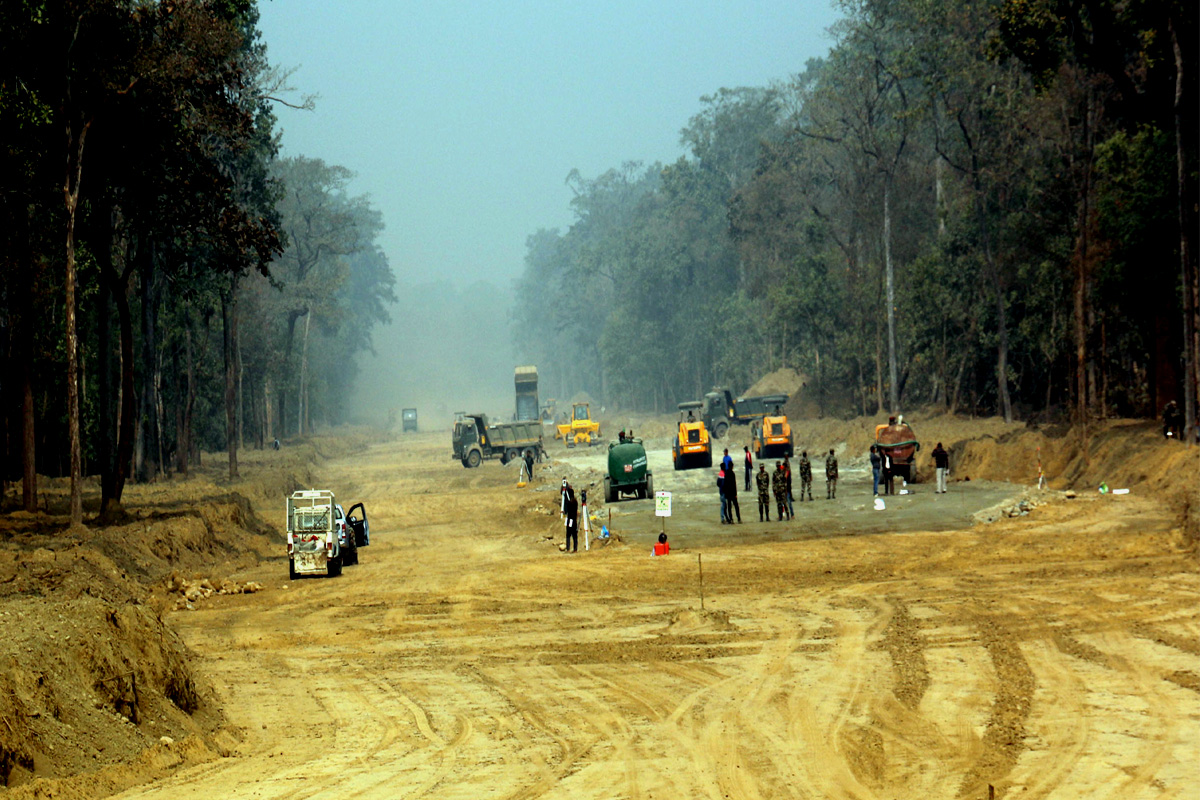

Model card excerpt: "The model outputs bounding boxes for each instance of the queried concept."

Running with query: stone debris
[164,571,264,610]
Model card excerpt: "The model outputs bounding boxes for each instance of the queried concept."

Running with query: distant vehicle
[672,401,713,470]
[604,438,653,501]
[875,416,920,482]
[286,490,347,578]
[401,408,418,432]
[702,388,790,438]
[452,413,545,468]
[515,366,539,421]
[554,402,601,446]
[751,415,794,459]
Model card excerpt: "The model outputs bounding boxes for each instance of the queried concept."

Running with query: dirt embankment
[0,429,384,795]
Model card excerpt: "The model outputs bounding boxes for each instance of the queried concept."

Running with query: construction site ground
[1,413,1198,799]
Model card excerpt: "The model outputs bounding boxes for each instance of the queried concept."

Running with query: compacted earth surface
[1,414,1198,799]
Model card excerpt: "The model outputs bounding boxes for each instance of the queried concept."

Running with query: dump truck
[554,402,601,446]
[672,401,713,470]
[702,388,790,438]
[604,438,654,501]
[752,415,794,459]
[452,413,545,468]
[875,416,920,482]
[515,366,539,421]
[401,408,418,432]
[286,489,346,579]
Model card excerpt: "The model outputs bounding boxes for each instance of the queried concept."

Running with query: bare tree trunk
[1173,17,1198,444]
[884,182,899,415]
[223,286,239,479]
[114,268,135,500]
[236,311,244,451]
[298,310,311,435]
[63,121,90,526]
[138,248,160,483]
[22,357,35,513]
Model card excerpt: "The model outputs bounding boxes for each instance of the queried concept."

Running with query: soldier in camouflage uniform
[825,448,839,499]
[755,463,771,521]
[798,451,813,501]
[772,461,790,520]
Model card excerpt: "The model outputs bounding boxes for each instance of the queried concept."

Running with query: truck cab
[452,414,488,467]
[673,401,713,470]
[401,408,418,432]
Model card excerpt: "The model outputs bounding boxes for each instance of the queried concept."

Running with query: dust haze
[348,279,519,429]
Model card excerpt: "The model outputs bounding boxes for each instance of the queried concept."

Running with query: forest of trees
[514,0,1197,442]
[0,1,395,523]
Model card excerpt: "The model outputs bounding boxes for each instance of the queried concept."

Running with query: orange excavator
[875,416,920,481]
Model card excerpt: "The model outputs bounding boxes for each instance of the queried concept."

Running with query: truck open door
[347,502,370,547]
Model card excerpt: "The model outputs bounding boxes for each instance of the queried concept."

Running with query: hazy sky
[257,1,844,288]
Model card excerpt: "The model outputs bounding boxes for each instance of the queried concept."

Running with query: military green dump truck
[452,413,545,468]
[604,438,654,502]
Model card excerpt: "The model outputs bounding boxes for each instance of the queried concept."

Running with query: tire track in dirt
[957,609,1035,797]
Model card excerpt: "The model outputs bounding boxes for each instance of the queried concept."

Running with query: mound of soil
[744,368,808,398]
[0,428,369,792]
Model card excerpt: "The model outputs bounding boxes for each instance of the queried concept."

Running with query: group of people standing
[718,447,838,523]
[868,442,951,495]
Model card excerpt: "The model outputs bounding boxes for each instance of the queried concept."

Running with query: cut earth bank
[0,416,1197,799]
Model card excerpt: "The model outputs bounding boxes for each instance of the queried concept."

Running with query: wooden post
[988,785,994,800]
[698,553,704,611]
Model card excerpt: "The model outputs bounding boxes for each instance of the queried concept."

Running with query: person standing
[523,449,535,483]
[798,451,813,502]
[783,457,795,518]
[563,481,578,552]
[825,449,839,499]
[743,446,753,491]
[717,466,730,523]
[722,448,733,473]
[756,463,771,521]
[772,461,789,520]
[869,445,881,496]
[724,461,742,523]
[932,442,950,493]
[881,449,893,495]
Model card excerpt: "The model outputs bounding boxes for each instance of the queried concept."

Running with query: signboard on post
[655,491,672,517]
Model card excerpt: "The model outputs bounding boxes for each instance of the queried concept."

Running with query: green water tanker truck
[604,438,654,502]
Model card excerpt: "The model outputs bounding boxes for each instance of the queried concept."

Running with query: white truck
[286,490,347,578]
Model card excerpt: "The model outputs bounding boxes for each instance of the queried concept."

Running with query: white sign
[655,491,672,517]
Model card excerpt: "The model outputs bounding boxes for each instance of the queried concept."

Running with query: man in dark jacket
[932,442,950,493]
[724,461,742,523]
[563,481,578,552]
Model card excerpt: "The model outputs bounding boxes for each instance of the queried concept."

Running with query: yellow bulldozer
[555,402,601,447]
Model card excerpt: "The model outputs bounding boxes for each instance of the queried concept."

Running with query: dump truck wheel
[714,421,728,439]
[646,473,654,497]
[466,449,482,468]
[505,448,519,464]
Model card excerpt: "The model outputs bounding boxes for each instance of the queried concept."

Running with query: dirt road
[113,431,1199,799]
